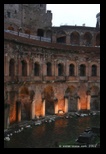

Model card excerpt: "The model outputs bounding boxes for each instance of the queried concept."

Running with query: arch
[83,32,92,46]
[69,64,75,76]
[58,63,64,76]
[91,64,97,76]
[47,62,52,76]
[34,62,40,76]
[80,64,86,76]
[70,31,80,45]
[37,29,44,37]
[9,58,15,76]
[21,60,27,76]
[65,85,76,96]
[90,85,99,96]
[96,33,100,46]
[18,85,31,120]
[43,86,55,115]
[56,30,66,43]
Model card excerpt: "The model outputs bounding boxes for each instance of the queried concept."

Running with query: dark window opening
[80,64,86,76]
[37,29,44,37]
[58,63,63,76]
[69,64,75,76]
[34,63,40,76]
[9,59,15,76]
[7,12,11,18]
[57,36,66,43]
[40,4,43,7]
[91,65,97,76]
[21,60,27,76]
[15,10,17,14]
[47,62,52,76]
[83,32,92,46]
[70,32,80,45]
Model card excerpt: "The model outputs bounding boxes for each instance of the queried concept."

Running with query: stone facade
[4,4,52,35]
[4,4,100,129]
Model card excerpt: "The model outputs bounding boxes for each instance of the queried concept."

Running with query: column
[42,99,45,117]
[16,101,21,122]
[64,97,68,113]
[77,98,81,111]
[31,100,35,119]
[54,102,58,114]
[66,34,70,45]
[4,103,10,129]
[86,95,91,110]
[52,34,56,43]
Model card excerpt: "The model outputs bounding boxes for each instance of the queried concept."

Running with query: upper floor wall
[4,4,52,34]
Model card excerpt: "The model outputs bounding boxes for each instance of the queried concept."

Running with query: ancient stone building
[4,4,100,129]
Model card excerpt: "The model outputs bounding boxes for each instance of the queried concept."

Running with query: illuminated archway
[43,86,55,115]
[18,85,31,121]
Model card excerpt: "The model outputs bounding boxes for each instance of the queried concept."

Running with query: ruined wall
[4,4,52,34]
[4,32,100,125]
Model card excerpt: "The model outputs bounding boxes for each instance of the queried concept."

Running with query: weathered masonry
[4,4,100,129]
[4,32,100,128]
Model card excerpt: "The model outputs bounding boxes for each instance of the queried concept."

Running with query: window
[21,60,27,76]
[34,63,40,76]
[15,10,17,14]
[58,63,63,76]
[69,64,75,76]
[47,62,52,76]
[80,64,86,76]
[9,59,15,76]
[40,4,43,7]
[7,12,11,18]
[91,65,97,76]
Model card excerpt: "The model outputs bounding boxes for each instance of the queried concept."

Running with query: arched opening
[80,64,86,76]
[18,85,31,121]
[69,64,75,76]
[37,29,44,37]
[91,65,97,76]
[96,33,100,46]
[47,62,52,76]
[44,86,55,115]
[34,62,40,76]
[58,63,64,76]
[83,32,92,46]
[56,31,66,43]
[9,59,15,76]
[70,31,80,45]
[21,60,27,76]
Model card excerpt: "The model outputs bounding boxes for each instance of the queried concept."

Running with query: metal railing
[4,29,51,42]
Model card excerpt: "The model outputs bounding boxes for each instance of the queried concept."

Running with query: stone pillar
[42,99,45,117]
[52,34,56,43]
[4,103,10,129]
[54,102,58,114]
[64,97,68,113]
[66,34,70,45]
[86,95,91,110]
[16,101,21,122]
[31,100,35,119]
[18,58,22,76]
[5,56,9,76]
[77,98,81,111]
